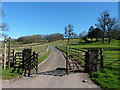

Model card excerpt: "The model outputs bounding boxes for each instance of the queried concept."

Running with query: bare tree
[0,8,8,38]
[64,24,74,44]
[106,17,120,43]
[95,10,120,43]
[72,32,79,38]
[95,10,109,43]
[79,31,87,38]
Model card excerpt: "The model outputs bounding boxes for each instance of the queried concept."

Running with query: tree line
[12,33,64,44]
[64,10,120,44]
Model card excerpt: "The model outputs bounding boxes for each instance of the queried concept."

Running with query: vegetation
[88,26,103,41]
[91,67,120,88]
[44,33,63,42]
[38,47,51,63]
[95,10,120,43]
[11,33,64,45]
[64,24,74,44]
[0,67,22,79]
[63,39,118,49]
[0,8,8,38]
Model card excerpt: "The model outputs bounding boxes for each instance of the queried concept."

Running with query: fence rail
[56,46,102,73]
[57,45,119,72]
[103,49,120,68]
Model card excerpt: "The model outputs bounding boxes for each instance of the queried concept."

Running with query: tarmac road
[2,47,100,88]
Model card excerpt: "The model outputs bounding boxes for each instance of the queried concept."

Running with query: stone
[82,80,88,83]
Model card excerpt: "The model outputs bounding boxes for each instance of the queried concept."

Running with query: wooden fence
[103,48,120,68]
[57,46,120,73]
[2,48,38,77]
[66,47,86,72]
[56,46,104,73]
[23,49,38,77]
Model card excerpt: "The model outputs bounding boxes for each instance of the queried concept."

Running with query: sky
[2,2,118,39]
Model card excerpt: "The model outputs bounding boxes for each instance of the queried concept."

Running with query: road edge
[38,46,52,67]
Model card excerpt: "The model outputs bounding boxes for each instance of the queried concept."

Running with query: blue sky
[3,2,118,39]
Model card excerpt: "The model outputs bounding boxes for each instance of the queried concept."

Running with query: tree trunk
[91,38,92,41]
[102,37,104,43]
[96,38,98,41]
[67,38,70,45]
[108,36,111,44]
[108,31,111,44]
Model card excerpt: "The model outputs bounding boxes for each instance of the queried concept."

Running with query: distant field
[63,39,119,49]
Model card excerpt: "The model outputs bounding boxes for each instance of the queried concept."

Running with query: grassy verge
[90,67,120,89]
[0,67,22,79]
[38,46,51,63]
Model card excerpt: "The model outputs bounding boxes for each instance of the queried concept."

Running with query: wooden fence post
[22,48,32,77]
[66,47,68,74]
[22,49,24,72]
[4,42,7,69]
[12,49,15,66]
[8,37,11,68]
[36,52,38,74]
[2,54,4,68]
[85,51,89,72]
[100,48,104,69]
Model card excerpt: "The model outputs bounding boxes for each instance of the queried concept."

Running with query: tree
[0,8,8,38]
[79,31,87,38]
[87,26,94,41]
[95,10,110,43]
[44,33,63,42]
[64,24,74,44]
[95,10,120,43]
[106,17,120,43]
[111,29,120,40]
[72,32,79,38]
[94,28,103,41]
[87,27,103,41]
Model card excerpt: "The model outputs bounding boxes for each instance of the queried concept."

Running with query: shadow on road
[38,67,87,77]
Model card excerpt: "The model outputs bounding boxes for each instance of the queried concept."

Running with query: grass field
[64,39,119,49]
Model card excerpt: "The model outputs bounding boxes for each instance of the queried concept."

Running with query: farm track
[2,47,100,88]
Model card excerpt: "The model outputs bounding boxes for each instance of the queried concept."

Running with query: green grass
[91,67,120,89]
[38,46,51,63]
[64,39,119,49]
[0,67,22,79]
